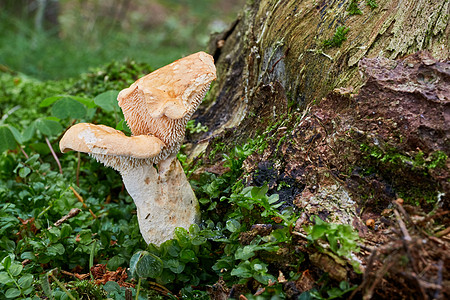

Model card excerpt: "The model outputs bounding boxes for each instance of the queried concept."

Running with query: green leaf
[0,271,13,285]
[267,194,279,204]
[77,229,93,244]
[40,274,53,299]
[107,255,126,270]
[47,243,65,256]
[135,251,163,278]
[5,287,21,298]
[69,96,96,108]
[40,95,64,107]
[2,256,12,270]
[0,239,15,252]
[309,224,328,240]
[35,118,63,136]
[230,262,252,278]
[189,224,201,235]
[60,224,72,239]
[22,123,36,142]
[165,240,181,257]
[299,291,313,300]
[20,252,34,261]
[116,119,131,133]
[167,259,185,274]
[18,273,33,289]
[129,251,142,278]
[51,97,86,119]
[174,227,190,247]
[8,263,23,276]
[159,269,176,285]
[191,235,207,246]
[22,286,33,295]
[179,249,196,263]
[6,125,22,144]
[226,219,241,233]
[235,245,258,260]
[94,91,120,112]
[251,185,268,199]
[103,281,121,293]
[254,273,275,285]
[0,125,17,152]
[19,167,31,178]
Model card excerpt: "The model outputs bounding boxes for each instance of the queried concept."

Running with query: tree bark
[189,3,449,297]
[186,0,449,222]
[190,0,449,151]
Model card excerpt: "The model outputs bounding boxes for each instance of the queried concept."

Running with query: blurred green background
[0,0,245,80]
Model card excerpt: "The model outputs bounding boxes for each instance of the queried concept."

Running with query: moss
[348,0,363,15]
[323,26,350,48]
[208,142,226,161]
[358,143,445,207]
[366,0,378,9]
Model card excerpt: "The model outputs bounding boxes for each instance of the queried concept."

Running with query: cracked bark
[189,0,449,156]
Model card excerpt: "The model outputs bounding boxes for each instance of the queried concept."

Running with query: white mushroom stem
[120,155,199,245]
[59,123,200,245]
[60,52,216,245]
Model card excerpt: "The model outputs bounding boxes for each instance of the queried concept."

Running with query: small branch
[70,186,97,219]
[435,226,450,238]
[148,281,178,298]
[291,231,308,239]
[49,208,81,229]
[19,145,29,159]
[45,137,62,174]
[60,269,89,280]
[393,209,412,242]
[394,209,420,275]
[363,260,396,300]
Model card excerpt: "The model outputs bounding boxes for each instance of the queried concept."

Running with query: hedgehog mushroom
[60,52,216,245]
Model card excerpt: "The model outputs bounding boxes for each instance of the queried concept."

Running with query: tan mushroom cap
[60,123,165,159]
[118,51,216,125]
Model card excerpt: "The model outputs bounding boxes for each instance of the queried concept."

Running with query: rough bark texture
[190,0,449,153]
[186,2,450,297]
[187,0,449,212]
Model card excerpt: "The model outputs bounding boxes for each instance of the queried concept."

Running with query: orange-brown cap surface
[60,123,165,159]
[118,51,216,136]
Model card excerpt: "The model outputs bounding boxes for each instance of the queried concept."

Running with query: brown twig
[45,136,63,174]
[363,260,396,300]
[393,200,414,226]
[435,226,450,238]
[148,281,178,299]
[50,208,81,229]
[349,248,379,300]
[60,269,89,280]
[393,209,412,242]
[19,145,29,159]
[70,186,97,218]
[418,210,450,226]
[399,272,430,299]
[393,209,420,276]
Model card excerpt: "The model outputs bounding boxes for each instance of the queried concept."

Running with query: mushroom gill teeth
[89,153,140,172]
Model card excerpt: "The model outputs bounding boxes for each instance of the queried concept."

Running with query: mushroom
[60,52,216,245]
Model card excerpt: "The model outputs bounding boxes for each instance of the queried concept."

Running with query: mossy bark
[191,0,449,154]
